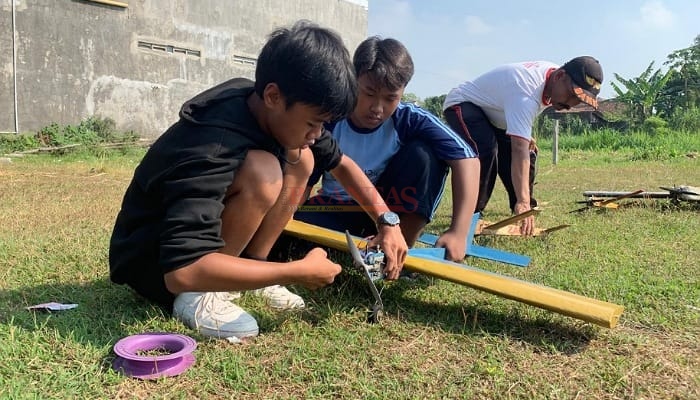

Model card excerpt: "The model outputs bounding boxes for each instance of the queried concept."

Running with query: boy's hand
[370,225,407,280]
[435,230,467,262]
[297,248,342,289]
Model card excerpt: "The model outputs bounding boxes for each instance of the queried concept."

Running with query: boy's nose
[311,125,323,139]
[370,100,383,114]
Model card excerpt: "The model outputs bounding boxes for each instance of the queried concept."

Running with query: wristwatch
[376,211,400,227]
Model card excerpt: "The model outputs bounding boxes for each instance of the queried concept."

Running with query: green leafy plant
[642,116,670,136]
[669,106,700,132]
[0,133,40,153]
[1,116,140,155]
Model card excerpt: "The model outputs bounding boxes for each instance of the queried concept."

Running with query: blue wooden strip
[468,244,530,267]
[416,212,530,267]
[407,247,445,261]
[417,233,439,246]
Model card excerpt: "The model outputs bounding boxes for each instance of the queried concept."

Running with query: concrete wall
[0,0,368,137]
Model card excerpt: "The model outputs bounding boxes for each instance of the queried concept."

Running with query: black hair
[255,20,357,121]
[353,36,414,91]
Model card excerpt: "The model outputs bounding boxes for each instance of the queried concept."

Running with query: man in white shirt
[443,56,603,235]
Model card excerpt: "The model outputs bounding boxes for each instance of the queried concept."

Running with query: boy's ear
[262,83,284,108]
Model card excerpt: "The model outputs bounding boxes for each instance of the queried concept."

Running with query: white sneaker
[220,291,241,301]
[173,292,258,339]
[250,285,305,310]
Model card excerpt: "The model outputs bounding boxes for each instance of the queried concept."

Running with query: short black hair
[353,36,414,91]
[255,20,357,121]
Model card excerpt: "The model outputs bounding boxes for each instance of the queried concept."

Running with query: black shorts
[444,102,537,212]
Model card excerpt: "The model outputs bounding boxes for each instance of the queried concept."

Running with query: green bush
[668,107,700,133]
[539,127,699,161]
[1,116,140,155]
[642,116,670,135]
[562,113,590,136]
[533,114,594,140]
[533,115,557,140]
[77,116,137,143]
[0,133,40,153]
[36,123,64,146]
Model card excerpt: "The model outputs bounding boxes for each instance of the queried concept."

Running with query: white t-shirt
[443,61,558,140]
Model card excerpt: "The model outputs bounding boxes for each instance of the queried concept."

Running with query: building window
[137,41,201,58]
[233,55,257,66]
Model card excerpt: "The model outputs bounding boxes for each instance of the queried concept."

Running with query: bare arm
[510,136,535,235]
[329,155,408,279]
[164,248,341,294]
[434,158,480,261]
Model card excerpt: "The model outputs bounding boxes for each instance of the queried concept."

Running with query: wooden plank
[583,190,671,199]
[478,221,570,236]
[85,0,128,8]
[481,208,541,230]
[284,219,624,328]
[596,189,645,206]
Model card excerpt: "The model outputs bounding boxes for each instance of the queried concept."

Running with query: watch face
[380,211,400,225]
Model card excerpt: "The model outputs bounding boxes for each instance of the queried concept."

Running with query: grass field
[0,148,698,399]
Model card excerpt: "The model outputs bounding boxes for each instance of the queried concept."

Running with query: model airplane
[417,212,532,267]
[473,208,570,236]
[574,189,646,212]
[417,210,569,267]
[283,219,624,329]
[578,185,699,211]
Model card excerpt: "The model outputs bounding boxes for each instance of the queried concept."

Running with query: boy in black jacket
[109,21,407,341]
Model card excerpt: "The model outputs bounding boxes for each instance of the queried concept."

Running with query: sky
[367,0,700,100]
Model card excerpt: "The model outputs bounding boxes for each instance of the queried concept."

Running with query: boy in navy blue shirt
[296,37,480,262]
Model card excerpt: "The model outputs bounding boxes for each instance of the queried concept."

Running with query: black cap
[562,56,603,108]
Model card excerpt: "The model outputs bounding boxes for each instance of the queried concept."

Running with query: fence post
[552,120,559,165]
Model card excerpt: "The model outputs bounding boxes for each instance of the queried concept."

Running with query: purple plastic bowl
[112,332,197,380]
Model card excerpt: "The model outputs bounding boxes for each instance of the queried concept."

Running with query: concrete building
[0,0,368,137]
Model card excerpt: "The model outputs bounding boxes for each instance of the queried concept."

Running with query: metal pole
[552,119,559,165]
[12,0,19,134]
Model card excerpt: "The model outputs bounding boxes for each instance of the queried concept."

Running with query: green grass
[0,148,698,399]
[537,128,700,161]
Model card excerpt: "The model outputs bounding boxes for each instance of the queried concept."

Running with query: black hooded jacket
[109,78,342,308]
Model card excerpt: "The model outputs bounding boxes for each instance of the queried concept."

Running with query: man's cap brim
[572,85,598,109]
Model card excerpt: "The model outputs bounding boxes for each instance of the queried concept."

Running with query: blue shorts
[296,140,449,237]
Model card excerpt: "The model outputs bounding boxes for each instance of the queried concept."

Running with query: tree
[401,92,420,104]
[421,94,446,120]
[664,34,700,111]
[611,62,673,125]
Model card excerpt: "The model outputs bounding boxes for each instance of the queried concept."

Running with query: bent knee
[164,267,193,294]
[240,150,284,185]
[228,150,284,205]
